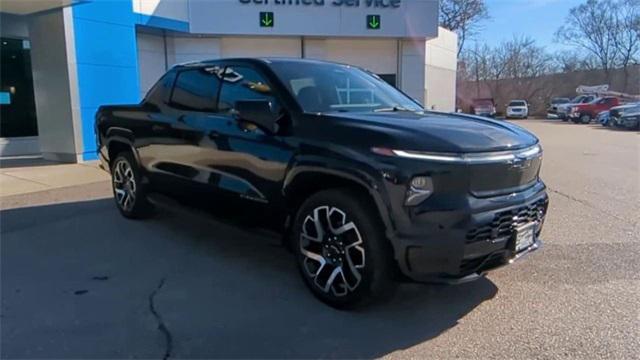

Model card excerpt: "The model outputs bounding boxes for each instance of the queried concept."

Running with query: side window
[218,66,276,113]
[170,68,222,112]
[144,71,176,106]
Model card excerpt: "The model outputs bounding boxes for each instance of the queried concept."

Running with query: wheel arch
[282,167,395,245]
[105,127,140,167]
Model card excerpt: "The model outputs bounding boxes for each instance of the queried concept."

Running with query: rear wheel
[293,189,395,308]
[111,152,154,219]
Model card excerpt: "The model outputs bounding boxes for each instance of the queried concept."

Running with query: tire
[580,114,591,124]
[110,152,154,219]
[292,188,396,308]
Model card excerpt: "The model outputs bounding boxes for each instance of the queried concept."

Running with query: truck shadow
[1,198,498,359]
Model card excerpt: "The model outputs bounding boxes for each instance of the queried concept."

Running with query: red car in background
[470,98,497,118]
[569,97,621,123]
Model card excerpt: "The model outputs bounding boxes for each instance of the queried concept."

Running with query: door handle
[151,124,167,132]
[208,131,220,139]
[177,115,186,123]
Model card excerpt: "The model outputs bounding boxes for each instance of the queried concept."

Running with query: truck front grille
[465,198,548,244]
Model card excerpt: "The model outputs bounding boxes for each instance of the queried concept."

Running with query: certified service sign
[239,0,401,8]
[189,0,438,38]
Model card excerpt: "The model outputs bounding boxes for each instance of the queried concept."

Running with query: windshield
[269,62,423,113]
[509,101,526,106]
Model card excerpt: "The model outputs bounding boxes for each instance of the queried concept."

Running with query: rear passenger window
[170,68,222,112]
[218,66,276,113]
[144,71,176,106]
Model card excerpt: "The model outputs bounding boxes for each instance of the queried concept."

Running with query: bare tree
[555,0,639,90]
[611,0,640,67]
[460,37,556,111]
[553,51,598,72]
[439,0,489,56]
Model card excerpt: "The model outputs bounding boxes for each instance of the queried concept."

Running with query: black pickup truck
[95,58,548,308]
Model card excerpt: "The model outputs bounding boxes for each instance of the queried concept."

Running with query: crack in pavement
[547,186,635,226]
[149,277,173,360]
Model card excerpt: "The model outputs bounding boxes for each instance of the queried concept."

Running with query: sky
[470,0,585,51]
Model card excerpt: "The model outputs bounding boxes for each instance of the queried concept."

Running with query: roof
[173,57,355,69]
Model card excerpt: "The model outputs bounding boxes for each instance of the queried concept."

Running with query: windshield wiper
[373,106,415,112]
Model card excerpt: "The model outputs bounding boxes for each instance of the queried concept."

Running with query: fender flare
[104,127,141,166]
[282,162,397,239]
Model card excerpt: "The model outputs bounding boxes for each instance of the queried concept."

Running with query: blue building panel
[72,0,135,26]
[71,0,140,160]
[75,64,139,108]
[73,18,139,67]
[70,0,191,160]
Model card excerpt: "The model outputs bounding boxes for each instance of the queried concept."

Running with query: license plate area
[514,222,535,252]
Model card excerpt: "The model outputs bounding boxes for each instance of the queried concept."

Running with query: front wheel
[580,114,591,124]
[293,189,396,308]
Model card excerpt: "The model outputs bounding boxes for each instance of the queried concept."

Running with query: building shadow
[0,156,61,169]
[1,198,498,359]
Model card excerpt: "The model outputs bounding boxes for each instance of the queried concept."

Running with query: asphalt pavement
[1,120,638,359]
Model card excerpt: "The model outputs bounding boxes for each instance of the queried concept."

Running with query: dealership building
[0,0,456,161]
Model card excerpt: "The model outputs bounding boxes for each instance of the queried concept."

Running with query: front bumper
[387,182,548,283]
[506,112,527,118]
[620,117,640,129]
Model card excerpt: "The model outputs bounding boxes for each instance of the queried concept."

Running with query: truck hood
[328,111,539,153]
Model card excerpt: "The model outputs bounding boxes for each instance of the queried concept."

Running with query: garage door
[304,38,398,85]
[220,37,301,58]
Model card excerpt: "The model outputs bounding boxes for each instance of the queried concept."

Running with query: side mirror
[235,100,279,133]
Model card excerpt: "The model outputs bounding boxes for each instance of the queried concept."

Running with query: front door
[209,64,294,208]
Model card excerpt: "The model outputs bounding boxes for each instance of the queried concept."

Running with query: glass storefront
[0,37,38,138]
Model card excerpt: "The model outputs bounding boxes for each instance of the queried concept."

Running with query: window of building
[0,37,37,138]
[170,68,221,112]
[218,66,275,113]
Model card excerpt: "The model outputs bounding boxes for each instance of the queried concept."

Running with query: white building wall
[170,37,221,65]
[132,0,189,22]
[28,9,81,162]
[424,27,458,112]
[136,32,166,99]
[400,39,427,104]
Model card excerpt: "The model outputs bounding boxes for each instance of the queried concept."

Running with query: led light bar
[388,144,542,164]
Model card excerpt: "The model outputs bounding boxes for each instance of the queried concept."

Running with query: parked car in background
[569,97,620,124]
[616,103,640,130]
[608,102,640,127]
[547,97,570,118]
[470,98,496,118]
[506,100,529,119]
[557,95,596,120]
[597,110,611,126]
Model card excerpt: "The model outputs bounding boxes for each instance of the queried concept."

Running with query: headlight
[405,176,433,206]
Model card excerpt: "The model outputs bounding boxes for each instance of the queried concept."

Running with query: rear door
[145,65,229,196]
